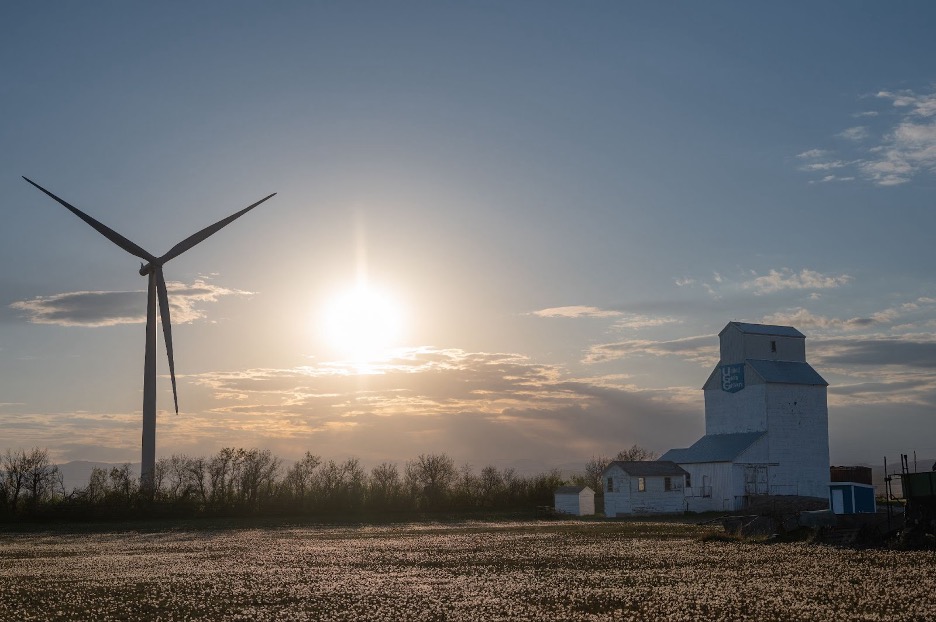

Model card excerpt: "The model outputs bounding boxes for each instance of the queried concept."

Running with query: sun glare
[321,284,405,361]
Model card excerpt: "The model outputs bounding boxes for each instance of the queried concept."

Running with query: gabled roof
[603,460,687,477]
[555,485,593,495]
[721,322,805,338]
[659,432,765,464]
[704,359,828,389]
[747,359,828,386]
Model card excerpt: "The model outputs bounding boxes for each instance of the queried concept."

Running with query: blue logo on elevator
[720,364,745,393]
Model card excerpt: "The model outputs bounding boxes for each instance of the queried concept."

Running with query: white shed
[554,485,595,516]
[602,461,688,516]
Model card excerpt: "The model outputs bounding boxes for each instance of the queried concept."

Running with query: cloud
[807,329,936,411]
[798,88,936,186]
[584,335,716,366]
[9,279,250,327]
[816,335,936,369]
[2,346,704,468]
[800,160,849,171]
[797,149,828,159]
[837,126,869,141]
[531,305,621,319]
[763,297,936,333]
[177,347,701,466]
[612,315,681,330]
[761,308,874,332]
[742,268,852,294]
[876,90,936,117]
[811,175,856,183]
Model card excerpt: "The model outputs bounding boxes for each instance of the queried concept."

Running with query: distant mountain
[56,461,140,494]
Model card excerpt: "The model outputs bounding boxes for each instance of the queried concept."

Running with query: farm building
[602,461,688,516]
[829,466,876,514]
[660,322,830,512]
[829,482,876,514]
[554,485,595,516]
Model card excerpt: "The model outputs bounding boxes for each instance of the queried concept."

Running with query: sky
[2,2,936,474]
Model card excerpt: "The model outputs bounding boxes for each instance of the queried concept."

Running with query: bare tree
[454,463,482,509]
[83,467,109,504]
[3,448,59,512]
[168,455,188,500]
[479,465,505,508]
[23,448,60,509]
[2,449,29,512]
[339,458,366,512]
[368,462,402,511]
[208,447,236,507]
[405,453,456,510]
[185,456,210,506]
[239,448,280,509]
[502,467,525,506]
[313,459,343,508]
[153,457,170,498]
[108,464,136,505]
[529,468,566,505]
[614,444,659,461]
[584,455,611,495]
[281,451,321,507]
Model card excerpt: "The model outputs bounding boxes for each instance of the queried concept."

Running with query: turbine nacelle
[139,261,161,276]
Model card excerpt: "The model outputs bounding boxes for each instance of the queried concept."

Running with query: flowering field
[1,520,933,621]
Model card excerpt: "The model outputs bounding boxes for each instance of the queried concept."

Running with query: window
[770,340,777,353]
[685,473,692,488]
[637,477,646,492]
[664,476,672,491]
[607,477,613,493]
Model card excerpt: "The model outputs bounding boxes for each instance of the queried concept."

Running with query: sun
[321,283,405,361]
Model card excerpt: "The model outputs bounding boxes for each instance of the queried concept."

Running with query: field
[1,520,934,621]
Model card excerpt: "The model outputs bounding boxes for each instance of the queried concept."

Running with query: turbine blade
[22,177,158,263]
[159,193,276,264]
[155,267,179,414]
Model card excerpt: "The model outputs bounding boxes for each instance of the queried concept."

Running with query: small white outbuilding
[602,461,688,516]
[554,485,595,516]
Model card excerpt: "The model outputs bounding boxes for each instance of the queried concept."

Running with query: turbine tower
[22,177,275,491]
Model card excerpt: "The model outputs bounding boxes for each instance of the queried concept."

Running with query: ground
[1,520,933,621]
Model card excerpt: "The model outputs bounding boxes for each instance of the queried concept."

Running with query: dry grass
[1,520,933,621]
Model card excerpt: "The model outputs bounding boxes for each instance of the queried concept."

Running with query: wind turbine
[22,177,275,491]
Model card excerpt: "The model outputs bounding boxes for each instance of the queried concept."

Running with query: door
[831,488,845,514]
[744,465,768,495]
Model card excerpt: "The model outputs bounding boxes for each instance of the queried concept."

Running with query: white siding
[554,489,595,516]
[719,325,806,364]
[579,490,595,515]
[682,463,736,512]
[703,381,768,434]
[603,465,686,516]
[764,384,829,498]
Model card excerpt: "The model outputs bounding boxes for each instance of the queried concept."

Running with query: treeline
[0,447,570,522]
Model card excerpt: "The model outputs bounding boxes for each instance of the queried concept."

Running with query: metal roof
[603,460,687,477]
[747,359,828,386]
[722,322,805,338]
[659,432,765,464]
